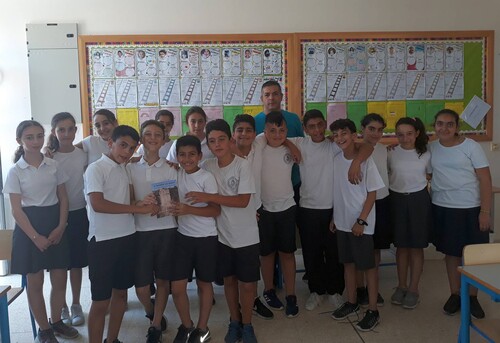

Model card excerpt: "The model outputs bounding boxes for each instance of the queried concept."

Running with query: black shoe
[443,294,460,316]
[187,327,211,343]
[253,297,273,319]
[146,326,162,343]
[377,293,385,307]
[356,310,380,332]
[357,287,369,307]
[285,295,299,318]
[173,324,194,343]
[145,313,167,332]
[331,301,360,320]
[104,339,123,343]
[470,296,485,319]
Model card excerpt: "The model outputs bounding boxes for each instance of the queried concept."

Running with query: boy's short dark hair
[303,109,325,126]
[261,80,282,93]
[233,114,255,131]
[360,113,386,128]
[176,135,202,154]
[206,119,231,139]
[265,111,287,127]
[111,125,140,143]
[330,119,357,134]
[140,120,165,138]
[155,109,174,124]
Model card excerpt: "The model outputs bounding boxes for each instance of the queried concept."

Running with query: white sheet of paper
[461,95,491,129]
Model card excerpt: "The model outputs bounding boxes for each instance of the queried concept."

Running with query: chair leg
[0,295,11,343]
[22,275,37,339]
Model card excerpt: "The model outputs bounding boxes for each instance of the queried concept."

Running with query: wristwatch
[357,218,368,226]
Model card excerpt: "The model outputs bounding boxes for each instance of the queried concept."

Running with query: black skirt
[11,204,70,274]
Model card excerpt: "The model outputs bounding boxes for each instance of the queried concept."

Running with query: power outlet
[491,142,499,151]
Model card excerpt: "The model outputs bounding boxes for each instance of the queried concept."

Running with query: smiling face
[261,85,283,113]
[177,145,201,174]
[18,126,44,155]
[396,123,418,150]
[207,130,231,159]
[233,122,256,149]
[434,113,459,144]
[361,120,385,146]
[264,122,287,148]
[94,114,117,141]
[141,124,165,153]
[53,118,77,148]
[332,128,356,151]
[107,135,137,164]
[187,112,206,140]
[304,117,327,143]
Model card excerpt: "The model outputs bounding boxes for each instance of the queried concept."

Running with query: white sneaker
[70,304,85,326]
[61,306,71,326]
[305,292,323,311]
[328,293,344,310]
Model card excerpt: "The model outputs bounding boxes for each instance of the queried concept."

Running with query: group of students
[3,80,493,343]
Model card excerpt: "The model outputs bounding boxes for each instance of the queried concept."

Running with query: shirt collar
[138,156,165,167]
[17,155,55,169]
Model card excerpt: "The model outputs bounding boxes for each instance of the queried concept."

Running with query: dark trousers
[297,207,344,295]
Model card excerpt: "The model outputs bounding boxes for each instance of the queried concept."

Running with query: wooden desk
[458,264,500,343]
[492,187,500,242]
[0,285,11,343]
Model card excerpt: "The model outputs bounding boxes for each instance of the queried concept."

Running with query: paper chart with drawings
[305,45,326,74]
[305,73,327,102]
[347,73,366,101]
[136,48,157,77]
[115,49,135,78]
[200,48,221,77]
[222,77,243,106]
[202,77,223,106]
[367,73,387,101]
[115,78,138,108]
[137,78,159,107]
[367,44,386,72]
[159,78,181,107]
[263,48,282,75]
[180,77,202,106]
[243,48,262,76]
[326,74,347,102]
[444,72,464,100]
[425,44,444,71]
[93,79,116,108]
[180,48,200,77]
[326,45,346,73]
[386,44,406,72]
[445,44,464,71]
[222,48,242,76]
[158,48,179,77]
[406,44,425,71]
[346,45,366,72]
[92,49,114,78]
[425,72,445,100]
[406,71,425,100]
[243,77,264,105]
[386,72,406,100]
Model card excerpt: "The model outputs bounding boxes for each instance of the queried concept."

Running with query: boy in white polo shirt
[84,125,158,343]
[329,119,384,332]
[168,135,221,343]
[186,119,260,343]
[127,120,177,343]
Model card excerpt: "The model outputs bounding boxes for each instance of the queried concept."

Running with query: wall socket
[491,142,499,151]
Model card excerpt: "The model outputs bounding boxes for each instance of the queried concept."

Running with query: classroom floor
[1,247,497,343]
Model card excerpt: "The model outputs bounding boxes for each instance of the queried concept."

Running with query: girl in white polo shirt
[46,112,89,327]
[388,117,432,310]
[4,120,78,342]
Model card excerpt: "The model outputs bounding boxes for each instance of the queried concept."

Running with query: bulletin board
[78,34,295,136]
[296,31,494,140]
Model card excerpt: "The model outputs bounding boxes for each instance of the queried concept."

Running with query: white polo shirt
[82,135,109,164]
[261,144,295,212]
[136,140,174,160]
[372,143,390,200]
[202,156,260,248]
[166,137,214,164]
[84,154,135,242]
[388,146,431,193]
[3,156,68,207]
[242,137,266,211]
[333,155,384,235]
[127,157,178,231]
[53,148,88,211]
[177,168,218,238]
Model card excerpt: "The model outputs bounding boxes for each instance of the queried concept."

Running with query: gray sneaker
[61,306,71,326]
[50,319,79,339]
[35,328,59,343]
[70,304,85,326]
[402,291,419,309]
[391,287,407,305]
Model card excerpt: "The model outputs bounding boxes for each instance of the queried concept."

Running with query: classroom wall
[1,0,500,205]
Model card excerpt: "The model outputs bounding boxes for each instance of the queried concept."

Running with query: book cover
[151,179,179,218]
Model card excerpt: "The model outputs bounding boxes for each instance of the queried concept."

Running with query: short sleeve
[331,142,342,156]
[55,161,69,185]
[3,167,21,195]
[424,150,432,174]
[469,139,489,169]
[365,158,384,193]
[84,164,105,194]
[81,136,91,153]
[237,159,256,194]
[203,172,219,194]
[166,140,178,163]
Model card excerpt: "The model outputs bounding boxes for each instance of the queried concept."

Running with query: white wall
[1,0,499,188]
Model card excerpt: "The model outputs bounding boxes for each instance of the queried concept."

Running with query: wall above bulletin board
[78,34,295,137]
[296,31,494,141]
